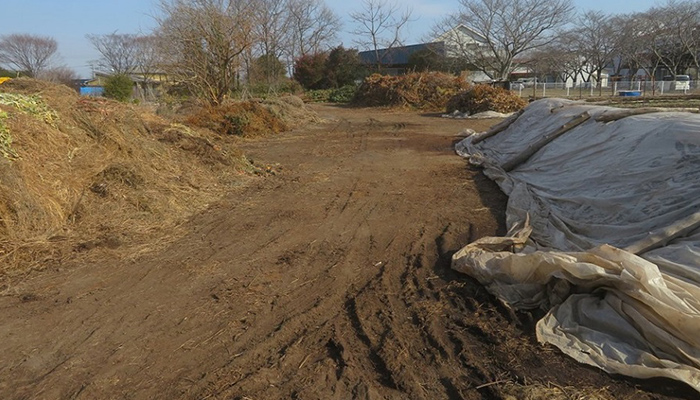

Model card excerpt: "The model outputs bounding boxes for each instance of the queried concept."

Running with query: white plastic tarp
[453,98,700,391]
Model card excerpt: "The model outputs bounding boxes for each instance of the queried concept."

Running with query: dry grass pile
[185,95,317,136]
[498,381,615,400]
[0,109,15,159]
[260,95,320,128]
[0,78,257,284]
[186,101,285,136]
[353,72,470,110]
[446,85,527,115]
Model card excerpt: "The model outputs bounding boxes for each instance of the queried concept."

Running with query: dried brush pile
[185,95,318,136]
[353,72,470,111]
[0,79,313,284]
[260,95,320,128]
[446,84,527,115]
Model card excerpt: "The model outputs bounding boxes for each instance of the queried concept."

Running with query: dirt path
[0,105,694,399]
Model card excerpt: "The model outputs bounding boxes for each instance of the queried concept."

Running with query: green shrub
[293,46,366,91]
[104,74,134,102]
[325,46,366,88]
[328,85,357,103]
[303,89,332,103]
[293,53,329,90]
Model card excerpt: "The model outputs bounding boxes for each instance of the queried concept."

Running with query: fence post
[543,82,546,97]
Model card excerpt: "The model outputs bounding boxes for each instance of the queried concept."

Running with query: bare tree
[155,0,258,104]
[133,35,162,99]
[287,0,341,59]
[673,0,700,78]
[610,13,658,81]
[349,0,413,69]
[527,41,578,86]
[87,32,141,74]
[0,34,58,77]
[250,0,292,84]
[39,65,77,86]
[253,0,291,60]
[441,0,574,80]
[566,11,618,94]
[645,1,698,77]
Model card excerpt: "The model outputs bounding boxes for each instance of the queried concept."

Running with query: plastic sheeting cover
[453,98,700,391]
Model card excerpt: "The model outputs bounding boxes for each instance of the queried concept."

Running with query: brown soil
[0,104,695,399]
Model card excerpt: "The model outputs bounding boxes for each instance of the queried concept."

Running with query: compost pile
[0,79,315,285]
[446,84,527,115]
[454,98,700,393]
[185,95,318,136]
[352,71,470,110]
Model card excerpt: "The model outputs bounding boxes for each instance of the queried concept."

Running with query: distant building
[358,42,446,75]
[357,24,491,82]
[435,24,486,59]
[74,70,168,99]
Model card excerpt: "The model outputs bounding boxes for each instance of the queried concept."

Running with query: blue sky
[0,0,660,78]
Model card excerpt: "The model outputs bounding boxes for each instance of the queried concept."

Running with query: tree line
[442,0,700,87]
[1,0,699,103]
[530,1,700,90]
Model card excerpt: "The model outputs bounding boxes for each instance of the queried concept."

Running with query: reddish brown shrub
[185,101,286,136]
[446,85,527,115]
[353,72,470,111]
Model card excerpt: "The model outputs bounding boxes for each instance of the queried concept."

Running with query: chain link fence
[510,80,700,98]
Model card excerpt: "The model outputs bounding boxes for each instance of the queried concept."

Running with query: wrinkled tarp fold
[453,98,700,391]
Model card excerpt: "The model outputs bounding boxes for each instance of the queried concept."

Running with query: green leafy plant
[0,92,58,126]
[328,85,358,103]
[0,110,19,160]
[304,89,332,103]
[104,74,134,102]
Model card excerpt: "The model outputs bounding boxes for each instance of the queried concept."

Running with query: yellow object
[0,77,10,85]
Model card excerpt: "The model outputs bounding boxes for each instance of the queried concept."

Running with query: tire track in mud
[1,105,691,400]
[187,107,675,400]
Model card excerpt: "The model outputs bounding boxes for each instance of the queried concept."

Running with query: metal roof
[358,42,446,66]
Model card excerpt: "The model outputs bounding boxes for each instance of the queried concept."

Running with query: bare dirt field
[0,104,696,399]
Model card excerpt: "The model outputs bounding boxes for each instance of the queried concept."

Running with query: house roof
[358,41,446,66]
[435,24,486,45]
